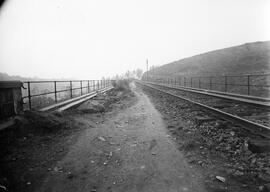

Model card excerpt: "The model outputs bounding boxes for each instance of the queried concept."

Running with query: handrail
[22,79,114,110]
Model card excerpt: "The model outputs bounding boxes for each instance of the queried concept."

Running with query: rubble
[67,172,74,179]
[98,136,106,141]
[0,184,7,191]
[216,176,226,182]
[141,86,270,192]
[248,139,270,153]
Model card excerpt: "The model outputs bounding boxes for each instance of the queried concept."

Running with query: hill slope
[148,41,270,77]
[0,72,74,82]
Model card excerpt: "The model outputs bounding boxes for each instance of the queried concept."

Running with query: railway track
[137,81,270,139]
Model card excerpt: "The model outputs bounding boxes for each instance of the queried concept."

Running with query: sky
[0,0,269,79]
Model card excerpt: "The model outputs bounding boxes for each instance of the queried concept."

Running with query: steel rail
[39,86,111,112]
[165,84,270,102]
[145,82,270,108]
[137,81,270,139]
[57,86,113,112]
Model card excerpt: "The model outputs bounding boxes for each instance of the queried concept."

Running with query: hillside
[0,73,40,81]
[0,72,74,82]
[147,41,270,77]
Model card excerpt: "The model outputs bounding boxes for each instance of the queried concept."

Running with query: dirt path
[37,83,206,192]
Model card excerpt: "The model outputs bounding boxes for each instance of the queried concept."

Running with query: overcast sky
[0,0,269,79]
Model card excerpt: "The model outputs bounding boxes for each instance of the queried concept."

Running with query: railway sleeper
[247,139,270,153]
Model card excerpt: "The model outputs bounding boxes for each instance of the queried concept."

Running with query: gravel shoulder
[139,83,270,192]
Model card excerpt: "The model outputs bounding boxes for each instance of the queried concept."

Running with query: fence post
[54,81,57,103]
[247,75,250,95]
[210,77,212,90]
[179,77,181,86]
[199,77,201,89]
[224,76,227,92]
[80,81,83,95]
[191,77,193,87]
[27,82,31,109]
[70,81,73,98]
[87,80,90,93]
[184,77,186,87]
[175,77,176,85]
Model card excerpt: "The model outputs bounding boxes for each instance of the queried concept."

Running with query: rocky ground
[139,84,270,192]
[0,83,135,192]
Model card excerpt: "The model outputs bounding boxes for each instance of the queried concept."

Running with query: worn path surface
[38,83,206,192]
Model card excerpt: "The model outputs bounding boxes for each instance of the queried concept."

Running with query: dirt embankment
[0,83,135,192]
[140,84,270,192]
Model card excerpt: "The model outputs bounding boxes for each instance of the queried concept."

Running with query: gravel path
[37,83,206,192]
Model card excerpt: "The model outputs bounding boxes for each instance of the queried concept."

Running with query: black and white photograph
[0,0,269,191]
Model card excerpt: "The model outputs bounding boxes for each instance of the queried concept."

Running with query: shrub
[112,79,131,91]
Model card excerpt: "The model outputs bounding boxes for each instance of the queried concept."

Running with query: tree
[125,70,132,79]
[135,68,143,79]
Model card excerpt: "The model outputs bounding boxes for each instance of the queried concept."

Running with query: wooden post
[70,81,72,98]
[210,77,212,90]
[247,75,250,95]
[224,76,227,92]
[80,81,83,95]
[27,82,31,109]
[87,80,90,93]
[54,81,57,103]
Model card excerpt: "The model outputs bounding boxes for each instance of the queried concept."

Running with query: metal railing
[146,73,270,98]
[22,79,113,110]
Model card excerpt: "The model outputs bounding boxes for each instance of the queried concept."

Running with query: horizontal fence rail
[143,73,270,98]
[22,79,113,110]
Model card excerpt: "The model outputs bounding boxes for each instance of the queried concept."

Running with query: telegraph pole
[146,59,149,81]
